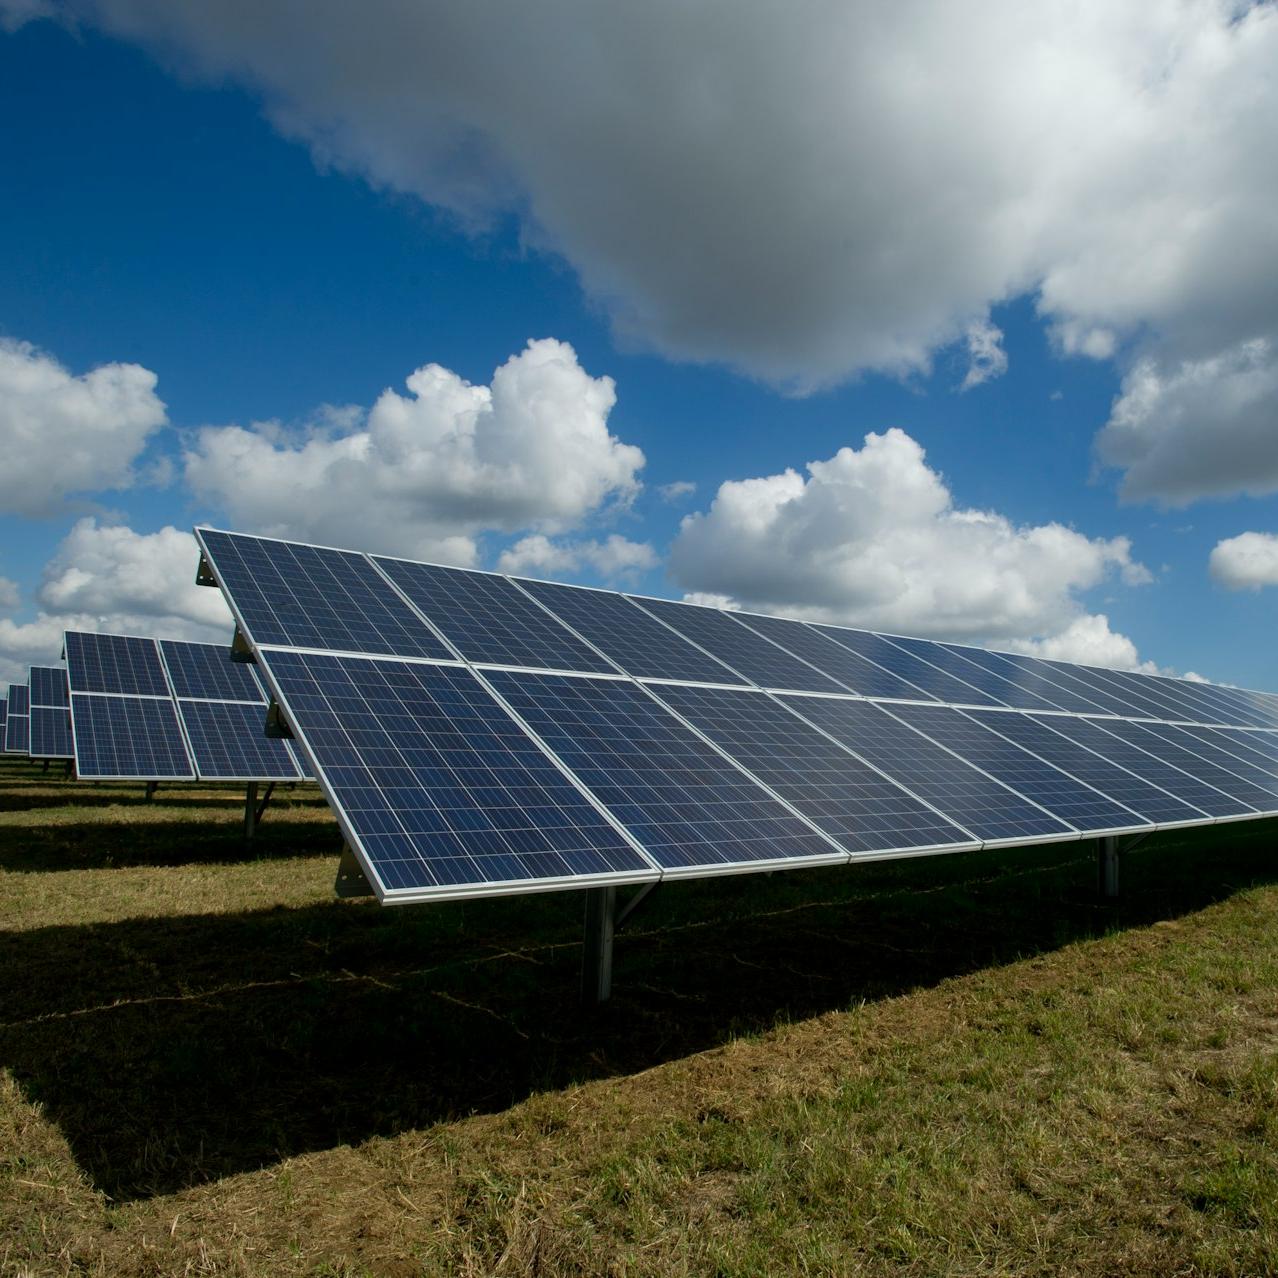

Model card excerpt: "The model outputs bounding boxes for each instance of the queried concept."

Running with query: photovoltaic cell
[373,557,616,673]
[64,632,169,696]
[886,637,1067,713]
[1205,728,1278,768]
[630,596,846,694]
[1125,722,1278,802]
[197,530,451,660]
[178,700,303,780]
[1088,718,1278,811]
[1029,716,1255,819]
[30,707,73,758]
[964,709,1210,825]
[258,651,653,895]
[70,693,194,779]
[729,612,938,701]
[811,626,1005,707]
[29,666,69,708]
[649,682,974,853]
[484,669,843,872]
[887,703,1147,833]
[934,645,1113,716]
[780,695,1074,843]
[159,639,265,702]
[515,578,748,685]
[980,651,1136,716]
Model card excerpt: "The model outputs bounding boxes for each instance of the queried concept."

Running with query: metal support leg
[1098,835,1119,899]
[581,886,617,1006]
[144,781,158,802]
[244,782,258,842]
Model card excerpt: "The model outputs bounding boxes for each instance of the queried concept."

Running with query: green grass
[1,753,1277,1274]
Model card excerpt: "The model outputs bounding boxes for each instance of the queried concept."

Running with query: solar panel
[648,682,976,854]
[1205,727,1278,768]
[1087,668,1208,724]
[30,707,72,758]
[255,650,655,898]
[5,683,29,754]
[1155,677,1275,729]
[29,666,69,708]
[69,693,194,780]
[1121,721,1278,804]
[0,699,6,742]
[64,632,170,696]
[886,703,1149,834]
[158,638,266,702]
[177,699,304,781]
[1085,718,1278,812]
[728,611,939,701]
[976,651,1135,716]
[483,669,846,873]
[1028,715,1257,819]
[373,557,616,673]
[629,596,847,694]
[779,695,1075,844]
[196,529,452,660]
[810,626,1006,707]
[514,577,748,685]
[964,709,1211,826]
[934,644,1113,716]
[885,637,1068,713]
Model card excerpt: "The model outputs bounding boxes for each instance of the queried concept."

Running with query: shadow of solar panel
[257,650,655,898]
[373,556,616,673]
[483,669,845,873]
[197,529,452,660]
[648,682,976,855]
[70,693,194,780]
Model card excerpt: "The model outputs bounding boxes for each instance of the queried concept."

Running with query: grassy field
[1,752,1277,1275]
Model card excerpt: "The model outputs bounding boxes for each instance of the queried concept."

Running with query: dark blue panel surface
[374,557,615,673]
[0,699,6,739]
[29,706,72,758]
[1090,719,1278,811]
[887,638,1067,712]
[811,627,1005,707]
[198,530,451,659]
[1085,668,1203,723]
[177,700,302,780]
[965,710,1210,825]
[6,684,28,715]
[485,670,841,870]
[29,666,69,708]
[888,703,1146,833]
[650,683,972,853]
[1030,716,1255,819]
[516,578,747,685]
[781,696,1073,843]
[5,707,28,754]
[1127,722,1278,802]
[70,694,194,779]
[630,597,845,694]
[731,612,938,701]
[65,632,170,697]
[1206,728,1278,766]
[1153,678,1273,729]
[260,652,651,893]
[941,647,1113,715]
[160,639,265,702]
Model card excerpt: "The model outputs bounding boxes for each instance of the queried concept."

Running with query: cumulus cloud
[659,480,697,503]
[1210,531,1278,591]
[13,0,1278,409]
[959,317,1008,392]
[184,338,645,563]
[498,533,658,583]
[1006,615,1147,672]
[669,428,1152,664]
[1096,339,1278,505]
[0,518,232,684]
[0,338,167,515]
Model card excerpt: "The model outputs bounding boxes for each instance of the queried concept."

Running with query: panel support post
[244,782,258,842]
[581,885,617,1007]
[144,781,158,802]
[1097,835,1119,899]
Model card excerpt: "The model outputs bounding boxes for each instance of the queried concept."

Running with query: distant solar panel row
[195,529,1278,906]
[64,631,309,782]
[4,683,29,754]
[28,665,72,758]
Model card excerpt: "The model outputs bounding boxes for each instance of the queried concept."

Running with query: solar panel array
[64,631,310,782]
[28,665,72,759]
[195,528,1278,906]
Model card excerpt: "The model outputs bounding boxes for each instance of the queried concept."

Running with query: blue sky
[0,4,1275,689]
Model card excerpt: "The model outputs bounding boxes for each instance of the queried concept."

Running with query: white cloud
[1209,531,1278,591]
[669,428,1151,663]
[0,338,167,516]
[0,518,232,684]
[959,317,1008,392]
[0,577,19,613]
[659,480,697,503]
[1006,614,1147,672]
[1097,338,1278,505]
[184,338,645,563]
[498,533,657,582]
[17,0,1278,406]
